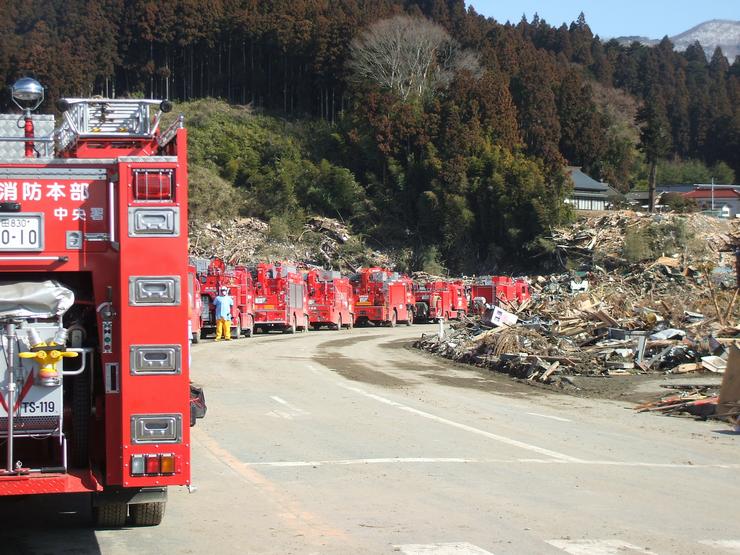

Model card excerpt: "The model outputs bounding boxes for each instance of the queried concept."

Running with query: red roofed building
[682,187,740,218]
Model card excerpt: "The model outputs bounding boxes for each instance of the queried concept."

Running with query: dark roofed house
[566,166,608,211]
[626,190,650,207]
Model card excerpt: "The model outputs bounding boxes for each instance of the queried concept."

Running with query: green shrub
[188,164,244,222]
[622,228,652,263]
[662,192,698,213]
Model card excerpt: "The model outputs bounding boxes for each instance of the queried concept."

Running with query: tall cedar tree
[637,93,672,211]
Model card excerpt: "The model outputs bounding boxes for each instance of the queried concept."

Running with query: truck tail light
[131,453,179,476]
[131,455,146,475]
[160,454,176,474]
[133,169,174,201]
[145,454,160,474]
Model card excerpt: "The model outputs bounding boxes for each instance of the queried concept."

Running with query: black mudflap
[189,383,207,427]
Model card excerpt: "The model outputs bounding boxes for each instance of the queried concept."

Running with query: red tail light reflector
[133,170,174,201]
[145,454,160,474]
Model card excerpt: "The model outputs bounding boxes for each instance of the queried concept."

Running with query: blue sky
[468,1,739,38]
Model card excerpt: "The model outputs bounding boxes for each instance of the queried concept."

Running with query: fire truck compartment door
[129,276,180,306]
[130,345,181,375]
[0,280,74,318]
[130,414,182,444]
[128,207,180,237]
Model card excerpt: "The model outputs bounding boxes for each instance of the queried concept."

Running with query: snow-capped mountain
[615,19,739,60]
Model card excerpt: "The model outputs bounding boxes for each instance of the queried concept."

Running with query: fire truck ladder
[55,98,176,152]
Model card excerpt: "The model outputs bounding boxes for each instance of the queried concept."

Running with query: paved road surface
[2,325,738,554]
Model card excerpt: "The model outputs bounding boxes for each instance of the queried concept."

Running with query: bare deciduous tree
[348,15,481,101]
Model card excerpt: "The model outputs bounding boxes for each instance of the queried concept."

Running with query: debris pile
[635,344,740,425]
[548,210,738,270]
[189,217,269,262]
[415,211,740,392]
[189,216,392,272]
[635,384,719,418]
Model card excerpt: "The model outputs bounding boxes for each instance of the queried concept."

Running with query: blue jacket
[214,295,234,321]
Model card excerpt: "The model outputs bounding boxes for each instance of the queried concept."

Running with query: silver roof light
[11,77,44,111]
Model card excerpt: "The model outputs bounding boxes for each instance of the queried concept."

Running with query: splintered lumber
[539,361,560,382]
[671,363,703,374]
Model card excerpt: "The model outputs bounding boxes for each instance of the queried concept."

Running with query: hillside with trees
[1,1,737,272]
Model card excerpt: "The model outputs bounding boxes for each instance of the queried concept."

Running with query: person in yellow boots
[214,286,234,341]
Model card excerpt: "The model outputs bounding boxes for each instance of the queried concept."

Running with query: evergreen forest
[1,1,737,272]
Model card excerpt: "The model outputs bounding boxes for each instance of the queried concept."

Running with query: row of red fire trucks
[188,260,532,338]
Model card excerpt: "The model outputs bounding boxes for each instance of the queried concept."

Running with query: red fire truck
[413,280,468,322]
[252,263,309,333]
[470,276,531,313]
[0,79,192,526]
[197,257,255,339]
[188,264,203,343]
[351,268,414,327]
[305,269,353,330]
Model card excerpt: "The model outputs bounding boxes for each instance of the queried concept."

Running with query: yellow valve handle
[19,351,47,361]
[19,350,78,363]
[50,350,78,359]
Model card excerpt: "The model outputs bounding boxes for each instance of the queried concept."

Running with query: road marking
[312,368,740,470]
[246,457,740,470]
[270,395,309,414]
[569,460,740,469]
[396,542,494,555]
[546,539,654,554]
[335,382,583,462]
[699,540,740,551]
[526,412,572,422]
[265,409,294,420]
[251,457,497,467]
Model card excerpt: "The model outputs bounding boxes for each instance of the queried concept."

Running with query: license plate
[255,297,266,304]
[0,213,43,251]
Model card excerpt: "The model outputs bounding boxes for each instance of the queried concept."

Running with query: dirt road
[3,325,738,554]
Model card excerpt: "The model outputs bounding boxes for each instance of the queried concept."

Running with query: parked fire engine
[0,79,193,526]
[470,276,531,314]
[188,265,203,343]
[196,258,255,339]
[351,268,414,327]
[305,269,353,330]
[414,280,468,322]
[252,263,309,333]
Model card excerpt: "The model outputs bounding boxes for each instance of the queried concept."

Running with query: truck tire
[336,315,342,331]
[284,315,296,334]
[348,314,354,330]
[405,308,414,326]
[302,315,310,333]
[93,502,128,528]
[244,315,254,337]
[191,331,200,344]
[389,310,397,328]
[130,501,166,526]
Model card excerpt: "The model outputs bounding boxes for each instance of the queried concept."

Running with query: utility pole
[711,177,715,212]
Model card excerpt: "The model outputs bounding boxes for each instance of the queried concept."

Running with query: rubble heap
[415,211,740,390]
[188,216,392,272]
